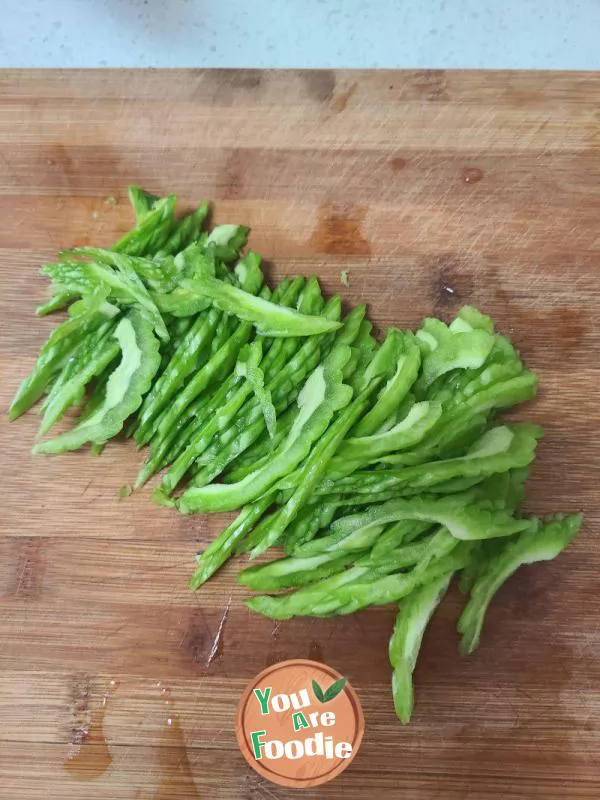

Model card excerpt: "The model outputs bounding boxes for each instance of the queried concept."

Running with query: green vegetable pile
[10,186,582,723]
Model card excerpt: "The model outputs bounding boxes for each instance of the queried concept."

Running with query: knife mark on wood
[206,597,231,667]
[9,537,45,600]
[412,70,450,102]
[219,148,245,200]
[181,602,230,667]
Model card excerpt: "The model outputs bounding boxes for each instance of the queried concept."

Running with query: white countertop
[1,0,599,69]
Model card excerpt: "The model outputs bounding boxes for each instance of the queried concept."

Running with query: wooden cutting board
[0,69,599,800]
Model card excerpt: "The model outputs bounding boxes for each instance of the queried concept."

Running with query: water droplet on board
[155,709,201,798]
[462,167,484,184]
[156,682,172,705]
[64,679,118,781]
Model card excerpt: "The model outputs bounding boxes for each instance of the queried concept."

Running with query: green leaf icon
[312,679,325,703]
[323,677,347,702]
[312,677,347,703]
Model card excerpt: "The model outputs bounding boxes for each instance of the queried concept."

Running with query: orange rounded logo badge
[236,659,364,788]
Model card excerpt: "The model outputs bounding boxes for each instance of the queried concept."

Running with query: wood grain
[0,69,599,800]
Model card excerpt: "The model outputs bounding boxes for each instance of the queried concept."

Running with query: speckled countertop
[1,0,599,69]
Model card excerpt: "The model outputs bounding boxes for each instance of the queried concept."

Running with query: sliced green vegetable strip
[358,531,441,570]
[239,550,361,591]
[350,327,401,393]
[114,194,176,256]
[148,357,256,491]
[33,310,160,453]
[134,308,220,445]
[224,404,297,483]
[389,573,452,723]
[370,521,434,560]
[157,283,321,491]
[352,332,421,436]
[416,373,538,459]
[246,563,374,620]
[189,493,274,589]
[329,493,535,544]
[7,181,583,725]
[39,325,121,435]
[311,548,468,617]
[35,290,77,316]
[241,530,442,594]
[147,272,272,450]
[256,276,316,363]
[318,424,542,497]
[418,329,494,390]
[158,202,209,256]
[157,378,239,462]
[151,247,260,318]
[326,401,442,480]
[178,344,353,514]
[43,255,168,341]
[172,339,328,493]
[150,279,309,486]
[201,301,364,485]
[187,302,344,488]
[341,400,439,461]
[245,379,383,558]
[183,273,342,337]
[248,548,469,620]
[206,224,250,263]
[154,320,253,445]
[458,514,582,655]
[69,247,182,294]
[41,319,116,412]
[136,391,219,485]
[150,256,215,317]
[293,517,449,560]
[9,289,118,420]
[283,498,339,554]
[187,382,305,489]
[235,340,276,438]
[293,523,386,557]
[267,534,438,603]
[451,305,495,334]
[128,185,160,223]
[79,361,112,422]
